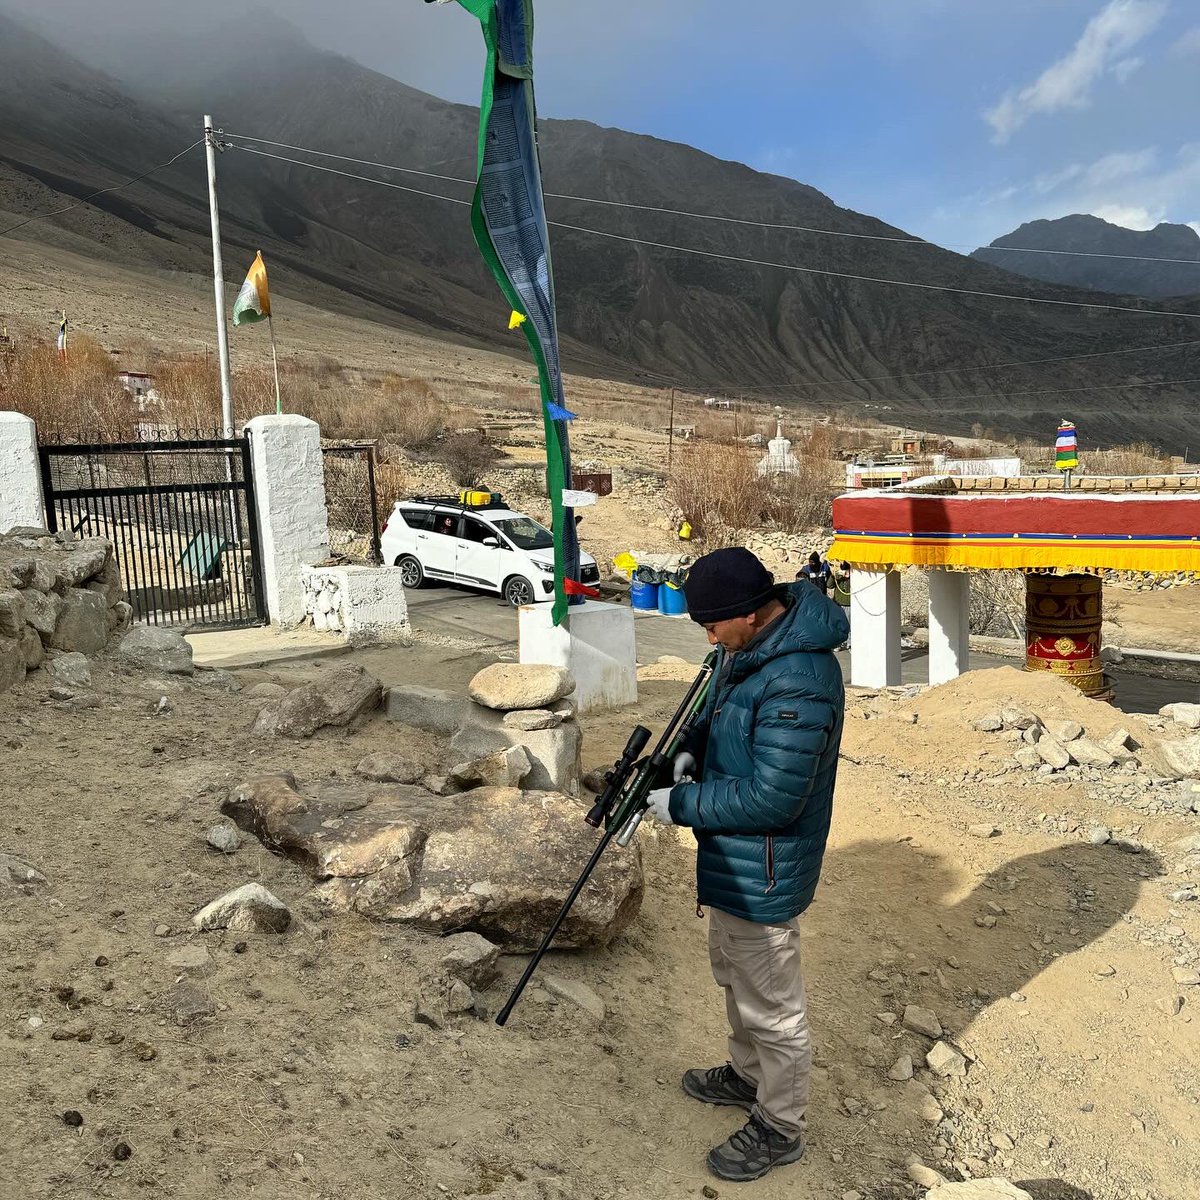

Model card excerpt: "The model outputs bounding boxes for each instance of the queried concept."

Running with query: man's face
[702,614,757,651]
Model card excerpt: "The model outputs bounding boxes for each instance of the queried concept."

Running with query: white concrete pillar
[927,568,970,686]
[519,599,637,712]
[246,414,330,626]
[849,567,901,688]
[0,412,45,533]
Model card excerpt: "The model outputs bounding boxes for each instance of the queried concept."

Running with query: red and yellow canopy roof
[830,491,1200,575]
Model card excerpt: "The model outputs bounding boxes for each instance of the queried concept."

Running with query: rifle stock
[494,653,716,1027]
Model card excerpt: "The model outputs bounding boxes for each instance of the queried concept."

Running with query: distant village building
[844,461,922,490]
[890,433,934,455]
[932,454,1022,478]
[756,407,800,477]
[117,371,161,411]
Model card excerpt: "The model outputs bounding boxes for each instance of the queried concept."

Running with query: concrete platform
[186,626,351,670]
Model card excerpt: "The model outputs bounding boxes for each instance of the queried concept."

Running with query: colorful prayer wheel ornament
[1024,573,1110,698]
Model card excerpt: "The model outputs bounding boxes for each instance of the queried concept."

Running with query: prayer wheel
[1024,573,1108,698]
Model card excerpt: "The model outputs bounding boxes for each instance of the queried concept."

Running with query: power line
[223,131,1200,269]
[0,140,205,239]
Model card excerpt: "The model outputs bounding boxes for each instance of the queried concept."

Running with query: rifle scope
[584,724,650,827]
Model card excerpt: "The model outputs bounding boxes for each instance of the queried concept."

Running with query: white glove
[644,787,676,826]
[672,751,697,783]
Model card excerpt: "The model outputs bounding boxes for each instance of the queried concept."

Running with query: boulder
[0,637,25,692]
[468,663,575,712]
[18,626,43,670]
[1069,737,1116,768]
[50,588,108,654]
[192,882,291,933]
[355,753,425,784]
[438,932,501,989]
[0,590,25,638]
[1035,737,1071,770]
[1044,719,1083,743]
[265,665,382,738]
[926,1183,1033,1200]
[503,708,563,732]
[223,774,642,950]
[57,539,110,588]
[449,745,532,790]
[999,706,1036,730]
[384,684,470,736]
[21,589,63,638]
[1148,736,1200,782]
[45,652,92,690]
[4,558,34,588]
[116,626,194,676]
[1161,703,1200,730]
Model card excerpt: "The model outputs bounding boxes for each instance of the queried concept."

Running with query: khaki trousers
[707,907,811,1139]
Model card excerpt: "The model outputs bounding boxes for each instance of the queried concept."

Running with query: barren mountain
[972,214,1200,300]
[2,8,1199,448]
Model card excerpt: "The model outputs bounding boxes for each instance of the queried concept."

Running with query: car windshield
[493,516,554,551]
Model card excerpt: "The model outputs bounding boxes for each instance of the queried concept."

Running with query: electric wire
[226,141,1200,323]
[0,139,205,238]
[222,131,1200,269]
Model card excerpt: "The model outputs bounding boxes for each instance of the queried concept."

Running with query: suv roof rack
[407,493,508,510]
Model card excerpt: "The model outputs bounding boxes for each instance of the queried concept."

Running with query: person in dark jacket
[644,546,847,1183]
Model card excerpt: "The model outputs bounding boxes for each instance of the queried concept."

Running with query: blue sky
[8,0,1200,249]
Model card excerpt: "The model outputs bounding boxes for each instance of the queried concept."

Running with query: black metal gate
[38,436,267,630]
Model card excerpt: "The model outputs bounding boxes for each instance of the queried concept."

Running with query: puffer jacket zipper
[765,836,776,894]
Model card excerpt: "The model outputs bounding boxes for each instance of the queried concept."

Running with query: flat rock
[1035,737,1071,770]
[968,824,1000,839]
[0,853,48,889]
[117,626,194,676]
[45,651,92,689]
[503,708,563,732]
[926,1183,1033,1200]
[166,944,215,976]
[926,1040,968,1077]
[1044,719,1083,743]
[223,774,641,950]
[1171,967,1200,987]
[264,665,382,738]
[355,753,424,784]
[887,1053,914,1081]
[468,663,575,712]
[541,974,606,1021]
[902,1003,943,1039]
[974,715,1003,733]
[170,982,216,1025]
[192,882,291,933]
[438,932,501,989]
[1148,736,1200,781]
[1161,703,1200,730]
[1070,736,1116,768]
[449,745,532,789]
[1000,706,1036,730]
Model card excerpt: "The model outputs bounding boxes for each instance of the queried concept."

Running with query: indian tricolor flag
[1055,420,1078,471]
[232,251,271,327]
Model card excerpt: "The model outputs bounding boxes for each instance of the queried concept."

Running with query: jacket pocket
[764,836,776,895]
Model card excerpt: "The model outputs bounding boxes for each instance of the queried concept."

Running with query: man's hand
[644,787,676,826]
[672,751,697,783]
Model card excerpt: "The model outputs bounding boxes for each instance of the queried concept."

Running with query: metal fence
[321,442,382,564]
[38,431,266,630]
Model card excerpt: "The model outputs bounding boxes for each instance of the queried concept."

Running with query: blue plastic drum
[658,583,688,617]
[630,580,660,611]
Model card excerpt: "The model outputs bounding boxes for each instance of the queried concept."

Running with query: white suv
[380,495,600,606]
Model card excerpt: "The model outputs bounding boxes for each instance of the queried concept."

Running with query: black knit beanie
[683,547,778,624]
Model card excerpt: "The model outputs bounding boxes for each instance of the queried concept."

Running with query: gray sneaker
[681,1064,756,1110]
[706,1114,806,1182]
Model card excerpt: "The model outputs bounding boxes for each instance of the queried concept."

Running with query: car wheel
[397,555,424,589]
[503,576,535,607]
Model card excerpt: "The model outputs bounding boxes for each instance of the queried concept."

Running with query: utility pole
[203,116,234,434]
[667,388,675,472]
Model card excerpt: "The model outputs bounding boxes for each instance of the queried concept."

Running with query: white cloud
[984,0,1166,143]
[1089,204,1162,228]
[1170,26,1200,56]
[1113,55,1144,83]
[1083,147,1159,185]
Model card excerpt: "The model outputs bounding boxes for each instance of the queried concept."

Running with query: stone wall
[0,527,130,692]
[300,565,411,645]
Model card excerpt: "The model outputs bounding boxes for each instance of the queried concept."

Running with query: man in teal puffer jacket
[644,547,848,1183]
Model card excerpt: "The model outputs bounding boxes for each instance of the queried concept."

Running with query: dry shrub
[1081,443,1168,476]
[969,569,1024,637]
[1,333,136,437]
[437,431,498,487]
[374,459,408,515]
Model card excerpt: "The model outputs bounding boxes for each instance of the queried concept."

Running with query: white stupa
[756,407,800,477]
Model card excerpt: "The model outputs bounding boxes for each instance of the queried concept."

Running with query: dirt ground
[3,635,1198,1200]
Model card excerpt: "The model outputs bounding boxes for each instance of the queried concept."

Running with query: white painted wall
[849,568,901,688]
[519,599,637,712]
[927,568,970,686]
[246,414,330,626]
[0,412,45,533]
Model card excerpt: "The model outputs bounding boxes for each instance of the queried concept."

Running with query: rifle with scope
[495,651,717,1026]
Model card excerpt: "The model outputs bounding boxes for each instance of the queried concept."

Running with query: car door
[454,515,504,591]
[418,509,460,580]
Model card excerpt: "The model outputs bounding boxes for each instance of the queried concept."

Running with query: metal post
[365,445,382,564]
[667,387,675,472]
[203,116,234,434]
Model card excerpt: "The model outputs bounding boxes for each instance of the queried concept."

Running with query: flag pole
[203,115,235,434]
[267,315,282,415]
